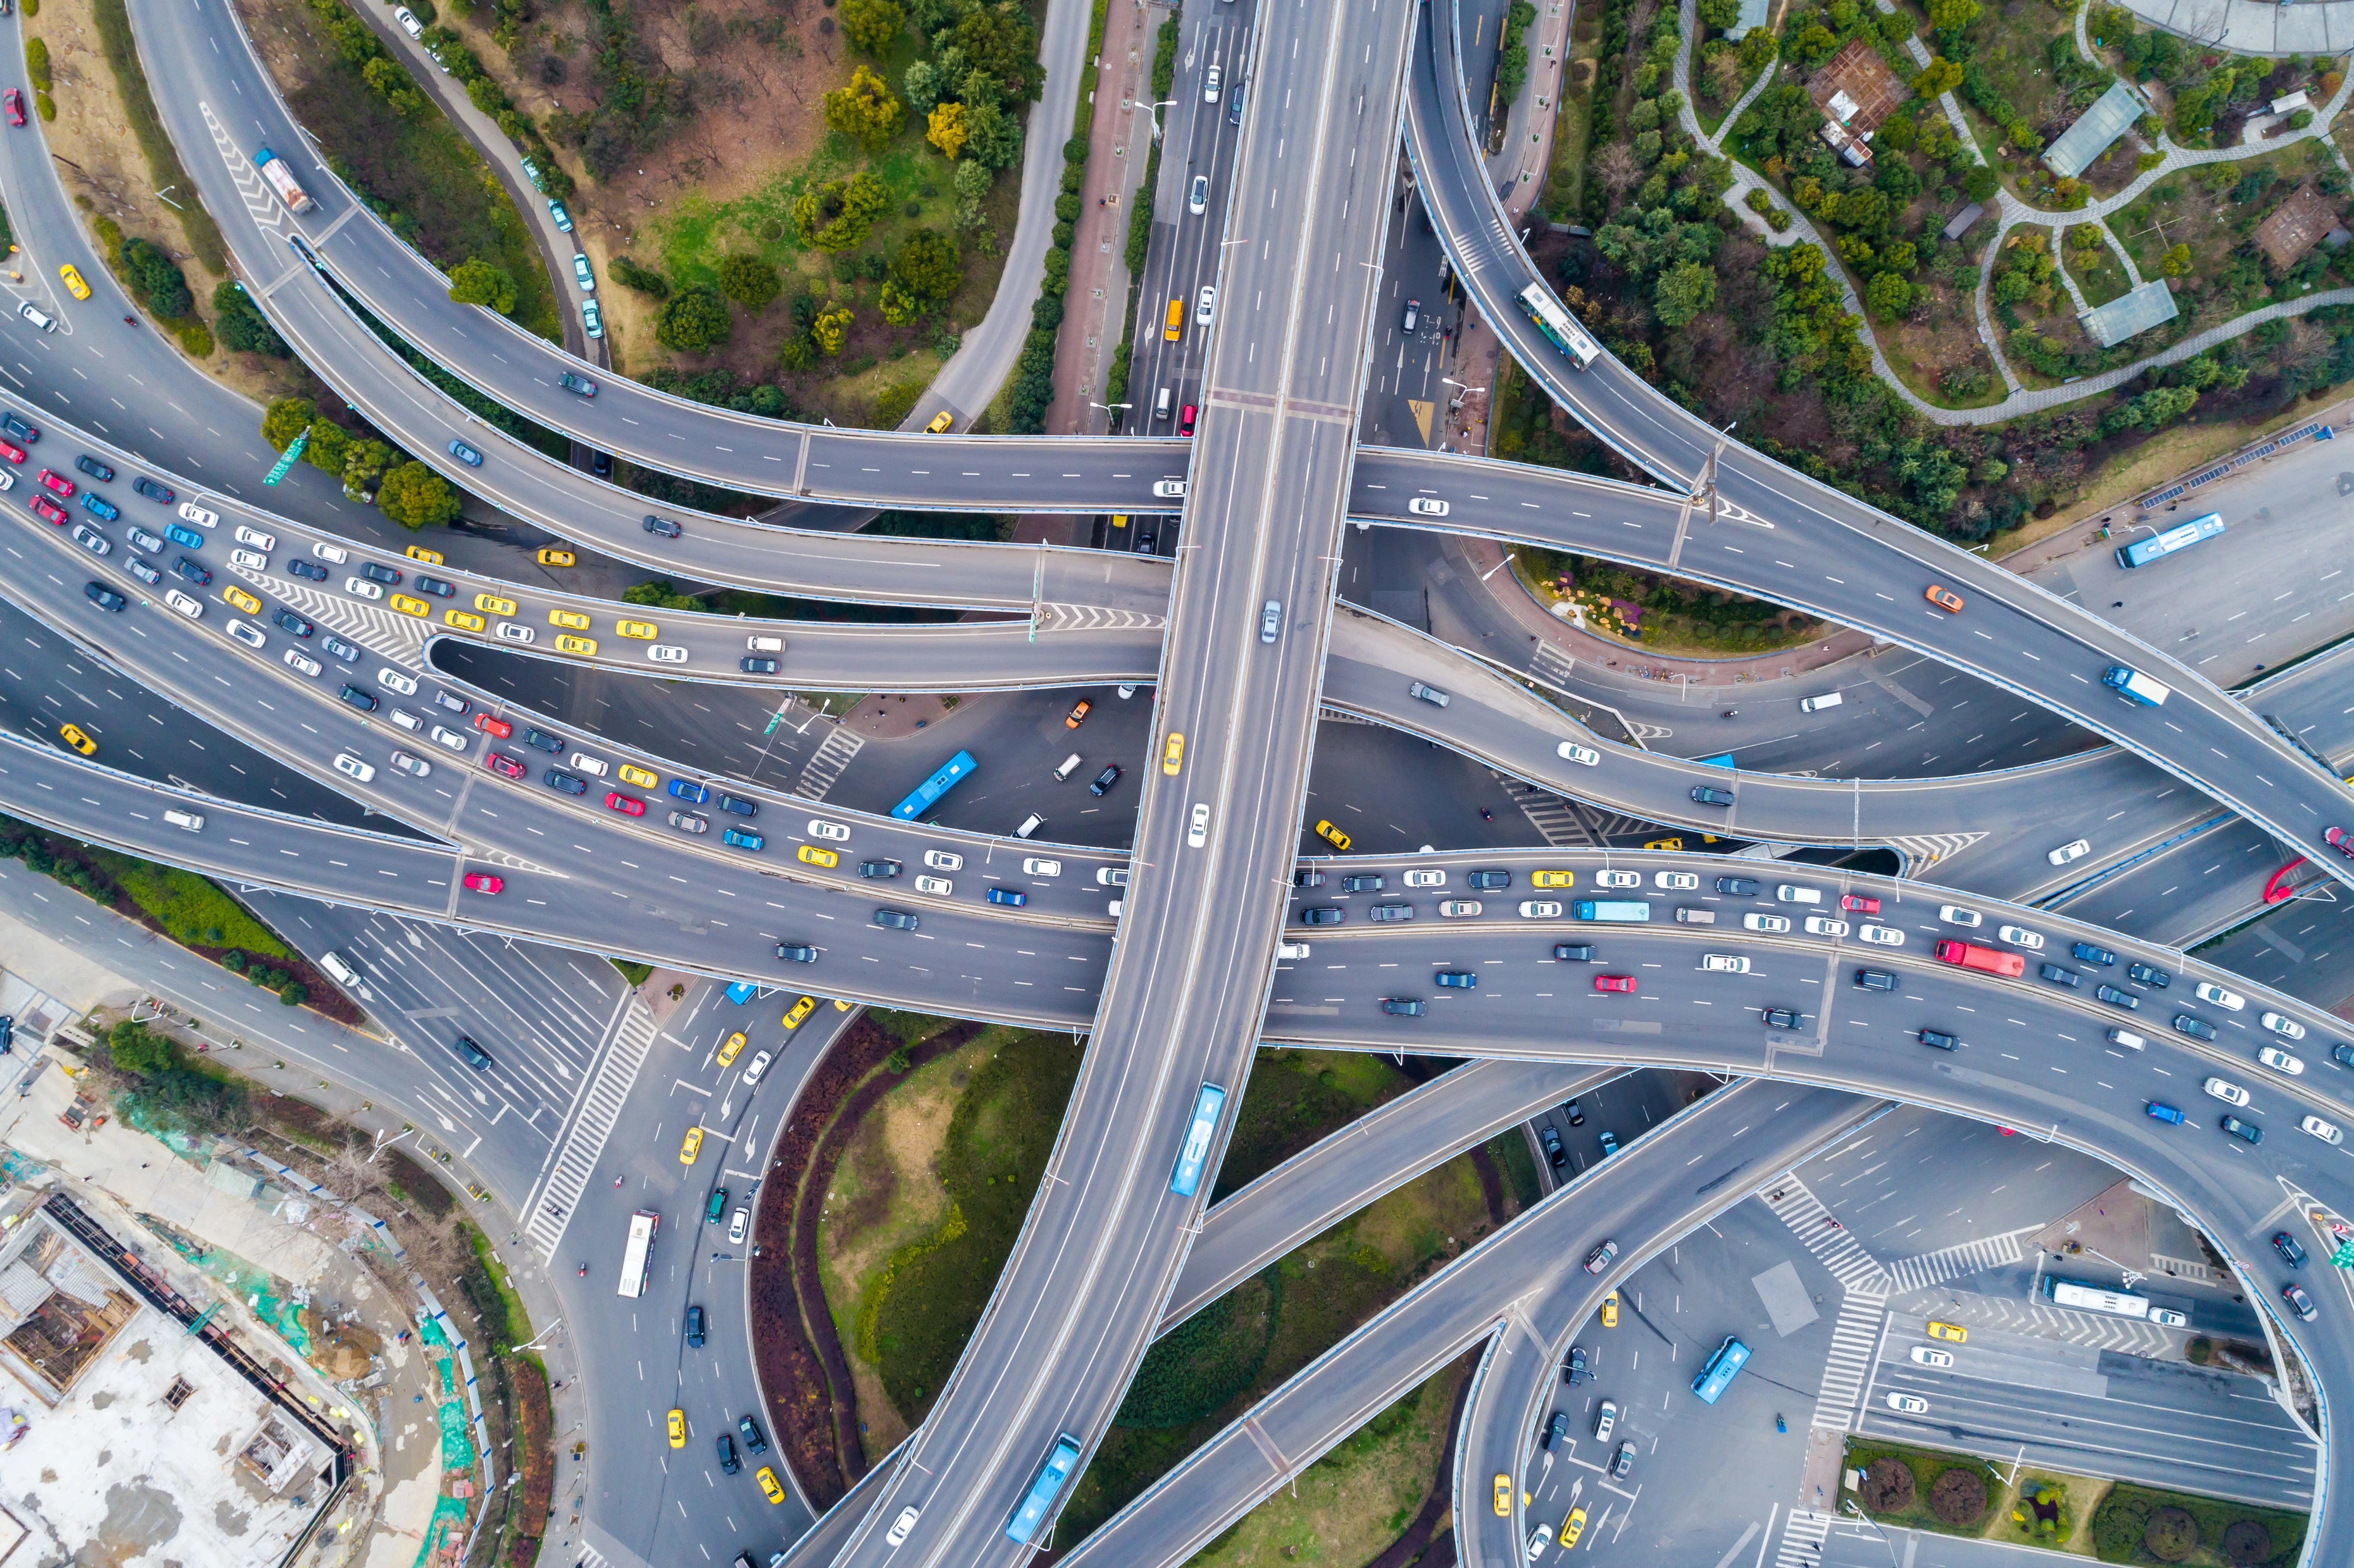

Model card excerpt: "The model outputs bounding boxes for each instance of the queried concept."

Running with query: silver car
[1260,600,1282,642]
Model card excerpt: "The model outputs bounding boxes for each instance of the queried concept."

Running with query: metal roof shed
[2080,280,2179,348]
[2044,80,2143,179]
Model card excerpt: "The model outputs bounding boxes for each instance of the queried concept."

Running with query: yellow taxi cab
[717,1030,748,1067]
[797,845,839,869]
[537,548,576,567]
[445,609,486,632]
[1314,819,1351,852]
[1532,869,1575,889]
[926,409,953,433]
[1161,732,1185,775]
[1644,837,1686,851]
[782,996,816,1030]
[222,585,262,615]
[1926,1320,1967,1343]
[617,763,659,788]
[678,1126,704,1165]
[1562,1507,1588,1548]
[1601,1291,1619,1328]
[474,592,517,616]
[58,722,96,756]
[549,608,592,631]
[554,634,599,656]
[405,544,444,565]
[666,1409,686,1448]
[616,619,659,640]
[58,264,90,301]
[1493,1474,1511,1515]
[1111,513,1129,531]
[833,998,853,1011]
[389,593,431,617]
[756,1467,785,1505]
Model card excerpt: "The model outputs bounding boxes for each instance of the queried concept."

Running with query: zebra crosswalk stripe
[1884,1228,2030,1295]
[523,1001,662,1257]
[1772,1509,1836,1568]
[792,725,866,801]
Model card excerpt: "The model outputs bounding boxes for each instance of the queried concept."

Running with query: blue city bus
[1170,1082,1229,1197]
[2116,512,2224,569]
[892,750,978,821]
[1691,1335,1751,1404]
[1005,1433,1084,1543]
[724,981,759,1005]
[1572,900,1652,923]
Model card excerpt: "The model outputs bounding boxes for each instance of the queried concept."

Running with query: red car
[485,752,526,780]
[2327,826,2354,861]
[461,871,504,895]
[605,791,646,816]
[473,713,514,738]
[1178,403,1197,437]
[0,438,24,464]
[1840,893,1881,915]
[35,468,75,498]
[3,91,23,128]
[1594,974,1637,994]
[28,495,68,526]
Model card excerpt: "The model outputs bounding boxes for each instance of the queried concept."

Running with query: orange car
[1924,585,1965,614]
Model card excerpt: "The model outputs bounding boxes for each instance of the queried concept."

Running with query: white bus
[2043,1276,2149,1318]
[1515,283,1601,370]
[618,1210,659,1298]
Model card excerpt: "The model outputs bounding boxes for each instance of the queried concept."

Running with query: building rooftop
[1806,38,1908,131]
[1942,202,1986,242]
[1733,0,1772,35]
[2045,79,2145,179]
[2081,279,2180,348]
[2254,185,2342,270]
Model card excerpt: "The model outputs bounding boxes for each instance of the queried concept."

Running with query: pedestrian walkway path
[1883,1226,2032,1294]
[791,725,866,801]
[1759,1179,1893,1436]
[520,995,659,1257]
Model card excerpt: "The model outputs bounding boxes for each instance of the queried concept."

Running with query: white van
[318,951,361,988]
[161,808,206,832]
[747,635,785,653]
[1052,753,1083,782]
[1799,691,1844,713]
[2108,1027,2145,1051]
[1776,884,1824,904]
[1015,813,1044,839]
[1674,907,1716,925]
[1277,941,1310,959]
[1154,387,1174,420]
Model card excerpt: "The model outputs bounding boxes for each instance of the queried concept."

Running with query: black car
[415,575,455,598]
[2222,1114,2263,1145]
[1716,876,1761,896]
[1564,1098,1585,1126]
[337,684,380,712]
[1133,530,1156,553]
[173,556,212,585]
[75,454,115,482]
[1765,1007,1805,1030]
[1541,1410,1569,1449]
[775,943,818,963]
[860,859,902,879]
[523,726,567,754]
[83,581,127,612]
[1467,869,1510,890]
[545,769,588,796]
[0,412,36,443]
[1854,968,1898,991]
[2336,1043,2354,1070]
[2128,962,2172,988]
[719,793,758,817]
[1690,785,1735,807]
[286,558,329,582]
[559,370,598,398]
[737,1416,768,1454]
[1540,1124,1565,1166]
[1089,764,1122,796]
[644,513,683,538]
[453,1035,492,1070]
[1561,1344,1588,1385]
[592,450,613,478]
[1368,903,1414,922]
[2096,984,2139,1010]
[2072,941,2118,967]
[741,656,780,674]
[2174,1014,2218,1042]
[2039,963,2082,989]
[1293,868,1325,888]
[1919,1028,1960,1051]
[360,561,402,585]
[2274,1231,2308,1268]
[274,608,314,638]
[873,908,919,931]
[133,476,174,504]
[1553,943,1596,962]
[1381,997,1425,1017]
[686,1305,707,1347]
[1301,906,1345,924]
[715,1434,738,1473]
[1340,874,1384,893]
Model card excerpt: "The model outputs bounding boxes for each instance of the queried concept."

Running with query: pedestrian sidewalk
[1046,0,1168,435]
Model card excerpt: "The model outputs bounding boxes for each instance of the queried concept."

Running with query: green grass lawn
[88,850,290,955]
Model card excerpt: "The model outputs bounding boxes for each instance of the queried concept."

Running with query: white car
[914,875,953,896]
[2203,1077,2249,1106]
[430,724,470,752]
[567,752,609,777]
[1403,869,1447,889]
[1594,870,1641,890]
[1655,871,1699,890]
[2259,1010,2306,1039]
[1187,801,1211,847]
[310,537,346,562]
[16,300,53,331]
[1406,497,1451,517]
[1151,480,1186,499]
[928,849,965,871]
[390,749,430,777]
[163,589,202,619]
[1276,940,1310,959]
[495,622,536,644]
[1095,865,1127,886]
[1203,62,1221,102]
[389,708,422,732]
[1997,924,2044,951]
[808,818,851,842]
[234,525,276,551]
[736,1049,774,1086]
[395,6,423,35]
[886,1506,920,1547]
[1744,912,1790,933]
[1885,1393,1928,1415]
[646,644,689,663]
[69,524,109,557]
[378,667,417,695]
[1518,900,1563,919]
[1195,285,1215,325]
[2047,838,2091,867]
[2193,980,2245,1011]
[1856,924,1904,947]
[1437,899,1482,918]
[1557,742,1600,765]
[230,548,268,571]
[1021,858,1062,877]
[726,1208,747,1244]
[2257,1046,2304,1076]
[332,752,376,783]
[346,576,385,600]
[1700,954,1750,973]
[1909,1346,1953,1368]
[1803,916,1849,937]
[226,619,267,650]
[284,648,323,677]
[2302,1115,2344,1145]
[1939,904,1982,927]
